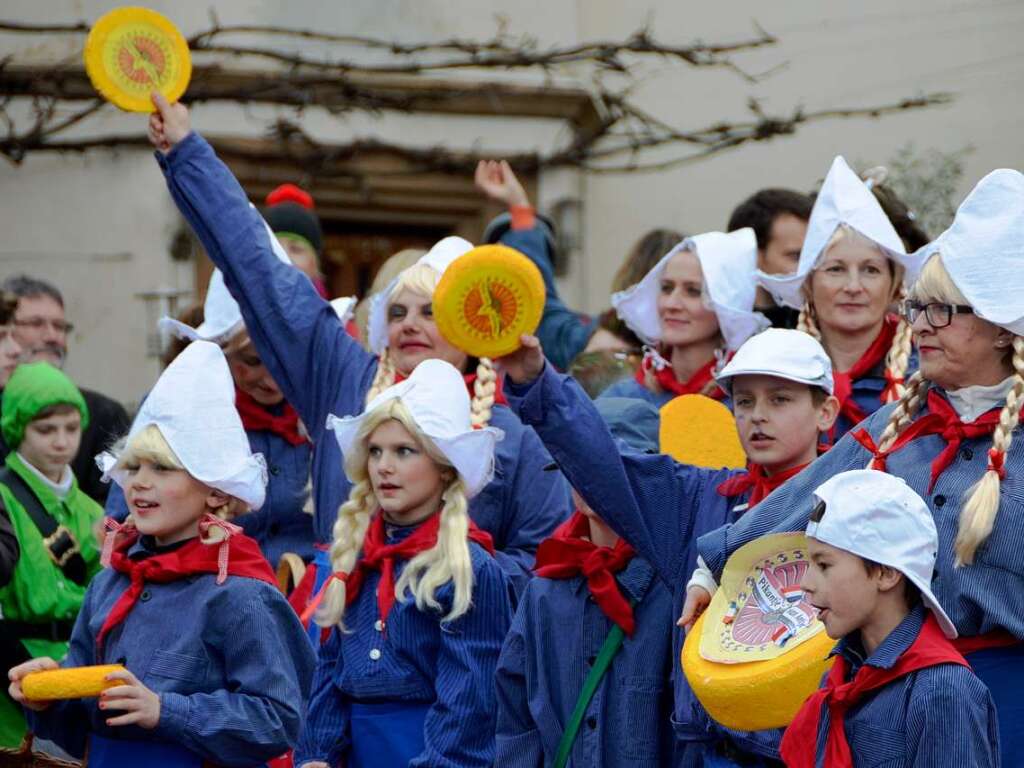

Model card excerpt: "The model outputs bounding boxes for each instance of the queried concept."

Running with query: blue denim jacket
[495,554,675,767]
[26,536,316,766]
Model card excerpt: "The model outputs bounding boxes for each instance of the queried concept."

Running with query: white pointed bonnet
[330,296,358,326]
[367,236,475,356]
[325,358,503,498]
[907,169,1024,335]
[160,213,294,344]
[611,228,769,352]
[758,156,908,310]
[98,341,268,509]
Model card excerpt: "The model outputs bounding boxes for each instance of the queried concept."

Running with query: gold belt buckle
[42,524,79,567]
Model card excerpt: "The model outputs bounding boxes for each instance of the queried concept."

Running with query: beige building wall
[0,0,1020,404]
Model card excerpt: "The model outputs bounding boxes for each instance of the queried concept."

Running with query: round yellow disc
[84,7,192,112]
[433,244,546,359]
[659,394,746,469]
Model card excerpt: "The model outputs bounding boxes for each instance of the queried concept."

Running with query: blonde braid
[882,316,915,403]
[366,347,397,404]
[954,336,1024,566]
[867,371,927,464]
[396,479,474,623]
[316,479,375,628]
[797,302,821,340]
[470,357,497,428]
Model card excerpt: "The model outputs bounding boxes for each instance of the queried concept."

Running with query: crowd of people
[0,90,1020,767]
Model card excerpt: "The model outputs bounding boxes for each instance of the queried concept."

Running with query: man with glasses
[0,275,129,503]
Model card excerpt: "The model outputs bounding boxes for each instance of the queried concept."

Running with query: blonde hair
[870,254,1024,565]
[112,424,248,520]
[799,224,911,401]
[366,263,496,427]
[355,248,426,345]
[316,399,474,628]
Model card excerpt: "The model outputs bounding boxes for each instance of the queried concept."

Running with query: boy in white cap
[782,469,998,767]
[501,328,838,765]
[7,341,315,766]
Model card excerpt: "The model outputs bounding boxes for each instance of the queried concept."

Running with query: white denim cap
[325,358,503,498]
[611,228,769,352]
[367,236,475,356]
[906,169,1024,334]
[716,328,834,395]
[806,469,956,639]
[97,341,268,510]
[758,156,908,310]
[160,211,294,344]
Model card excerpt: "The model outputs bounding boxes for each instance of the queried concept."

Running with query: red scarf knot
[634,348,725,400]
[533,512,637,635]
[100,517,134,568]
[780,614,968,768]
[95,515,276,655]
[301,510,495,632]
[851,390,1017,493]
[987,448,1007,480]
[716,462,809,509]
[235,387,308,446]
[830,316,900,436]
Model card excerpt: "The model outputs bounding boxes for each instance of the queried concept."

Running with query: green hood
[0,362,89,448]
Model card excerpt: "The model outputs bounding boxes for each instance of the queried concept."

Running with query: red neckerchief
[831,315,900,432]
[235,388,307,446]
[780,614,968,768]
[303,511,495,630]
[851,389,1017,493]
[533,511,637,635]
[96,516,277,654]
[716,461,810,509]
[634,352,724,400]
[393,367,509,408]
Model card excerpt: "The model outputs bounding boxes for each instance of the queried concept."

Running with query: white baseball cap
[806,469,956,639]
[716,328,834,395]
[325,358,504,498]
[611,228,769,352]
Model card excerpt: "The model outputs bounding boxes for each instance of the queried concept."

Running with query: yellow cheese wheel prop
[433,245,545,359]
[659,394,746,469]
[84,7,192,112]
[21,664,127,701]
[681,533,835,731]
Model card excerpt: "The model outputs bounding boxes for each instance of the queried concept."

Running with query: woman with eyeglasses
[695,168,1024,764]
[757,157,919,442]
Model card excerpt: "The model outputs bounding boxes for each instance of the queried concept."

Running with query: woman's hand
[496,334,546,385]
[8,657,59,711]
[147,92,191,154]
[676,586,711,634]
[99,668,161,729]
[474,160,530,208]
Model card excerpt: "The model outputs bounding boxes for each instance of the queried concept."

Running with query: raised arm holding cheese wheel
[147,95,570,608]
[696,169,1024,762]
[500,329,838,765]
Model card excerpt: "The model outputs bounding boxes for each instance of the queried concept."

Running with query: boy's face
[802,537,879,640]
[731,375,837,472]
[20,410,81,481]
[124,458,223,545]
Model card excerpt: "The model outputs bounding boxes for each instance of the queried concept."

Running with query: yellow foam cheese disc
[681,533,835,731]
[433,244,546,359]
[659,394,746,469]
[84,7,192,112]
[22,664,127,701]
